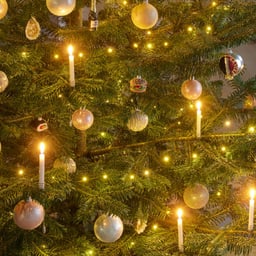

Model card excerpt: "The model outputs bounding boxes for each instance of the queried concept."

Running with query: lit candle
[177,208,184,252]
[68,45,75,87]
[248,189,255,231]
[39,142,45,190]
[196,101,201,138]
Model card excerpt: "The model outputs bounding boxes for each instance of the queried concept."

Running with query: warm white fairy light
[146,30,152,35]
[107,47,113,53]
[164,41,168,47]
[144,169,150,176]
[129,174,135,180]
[54,54,59,59]
[211,1,217,7]
[248,126,255,133]
[192,153,198,159]
[82,176,88,182]
[206,25,212,34]
[216,191,221,196]
[146,43,153,49]
[187,26,193,33]
[133,43,139,48]
[78,52,84,58]
[163,155,170,163]
[21,51,28,58]
[224,120,231,127]
[152,224,158,230]
[102,174,108,180]
[221,146,226,152]
[18,169,24,175]
[100,132,106,137]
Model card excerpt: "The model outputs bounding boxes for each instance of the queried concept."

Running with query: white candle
[248,189,255,231]
[196,101,201,138]
[68,45,75,87]
[39,142,45,190]
[177,208,184,252]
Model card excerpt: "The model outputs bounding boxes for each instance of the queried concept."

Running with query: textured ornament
[46,0,76,16]
[131,1,158,29]
[244,95,256,110]
[25,16,41,40]
[127,109,148,132]
[130,75,147,93]
[94,214,124,243]
[181,78,202,100]
[183,183,209,209]
[0,0,8,20]
[53,156,76,174]
[72,108,94,130]
[219,51,244,80]
[13,197,45,230]
[0,71,8,93]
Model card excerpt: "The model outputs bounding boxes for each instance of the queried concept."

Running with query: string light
[102,174,108,180]
[82,176,88,182]
[133,43,139,48]
[143,169,150,176]
[107,47,114,53]
[192,153,198,159]
[224,120,231,127]
[221,146,226,152]
[18,169,24,175]
[211,1,217,7]
[54,54,59,59]
[100,132,106,137]
[146,31,152,35]
[146,43,153,49]
[21,51,28,58]
[205,25,212,34]
[216,191,221,196]
[78,52,84,58]
[129,174,135,180]
[152,224,158,230]
[187,26,193,33]
[163,41,168,47]
[248,126,255,133]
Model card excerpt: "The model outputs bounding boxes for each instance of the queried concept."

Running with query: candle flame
[250,189,255,199]
[196,101,201,109]
[68,45,73,55]
[39,142,45,153]
[177,208,183,218]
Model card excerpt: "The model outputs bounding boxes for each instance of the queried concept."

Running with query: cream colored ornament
[53,156,76,174]
[0,71,8,93]
[0,0,8,20]
[127,109,148,132]
[25,17,41,40]
[46,0,76,16]
[131,0,158,29]
[135,218,147,234]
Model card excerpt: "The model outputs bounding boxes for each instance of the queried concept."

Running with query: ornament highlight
[181,78,202,100]
[46,0,76,16]
[13,197,45,230]
[53,156,76,174]
[127,109,149,132]
[0,71,8,93]
[0,0,8,20]
[131,1,158,30]
[72,108,94,130]
[25,16,41,40]
[219,50,244,80]
[94,214,124,243]
[130,75,147,93]
[183,183,209,209]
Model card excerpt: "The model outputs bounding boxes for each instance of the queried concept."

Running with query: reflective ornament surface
[13,197,45,230]
[72,108,94,130]
[94,214,124,243]
[46,0,76,16]
[0,0,8,20]
[127,109,148,132]
[53,156,76,174]
[130,75,147,93]
[0,71,8,93]
[181,78,202,100]
[25,16,41,40]
[131,2,158,29]
[183,183,209,209]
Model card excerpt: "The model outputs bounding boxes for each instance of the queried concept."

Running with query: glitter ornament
[46,0,76,16]
[13,197,45,230]
[131,0,158,30]
[72,108,94,130]
[183,183,209,209]
[94,214,124,243]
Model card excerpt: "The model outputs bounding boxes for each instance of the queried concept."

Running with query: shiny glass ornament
[53,156,76,174]
[183,183,209,209]
[130,75,147,93]
[72,108,94,130]
[25,16,41,40]
[181,78,202,100]
[13,197,45,230]
[127,109,148,132]
[46,0,76,16]
[94,214,124,243]
[0,0,8,20]
[131,1,158,29]
[0,71,8,93]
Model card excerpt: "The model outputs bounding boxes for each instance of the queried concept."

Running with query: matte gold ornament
[131,0,158,29]
[13,197,45,230]
[0,71,8,93]
[72,108,94,130]
[0,0,8,20]
[181,78,202,100]
[127,109,149,132]
[183,183,209,209]
[46,0,76,16]
[53,156,76,174]
[25,16,41,40]
[94,214,124,243]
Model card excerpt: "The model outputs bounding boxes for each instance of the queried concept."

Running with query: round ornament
[131,1,158,30]
[127,109,148,132]
[0,71,8,93]
[181,78,202,100]
[130,75,147,93]
[244,95,256,110]
[53,156,76,174]
[30,117,48,132]
[94,214,124,243]
[183,183,209,209]
[72,108,94,130]
[219,51,244,80]
[0,0,8,20]
[13,197,45,230]
[46,0,76,16]
[25,16,41,40]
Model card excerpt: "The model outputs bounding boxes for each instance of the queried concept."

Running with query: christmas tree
[1,0,256,255]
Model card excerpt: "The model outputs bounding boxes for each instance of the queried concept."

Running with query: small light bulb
[206,25,212,34]
[130,174,135,180]
[21,51,27,58]
[78,52,84,58]
[163,155,170,162]
[164,42,168,47]
[212,1,217,7]
[100,132,106,137]
[146,30,152,35]
[187,26,193,32]
[221,146,226,152]
[82,176,88,182]
[192,153,197,159]
[54,54,59,59]
[225,120,231,127]
[122,0,128,5]
[18,169,24,175]
[144,169,150,176]
[107,47,113,53]
[216,191,221,196]
[133,43,138,48]
[152,224,158,230]
[249,126,255,133]
[103,174,108,179]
